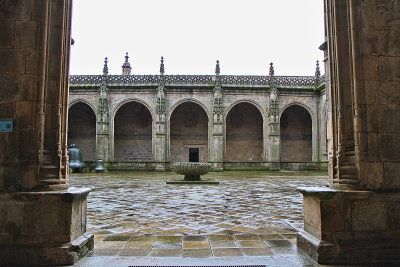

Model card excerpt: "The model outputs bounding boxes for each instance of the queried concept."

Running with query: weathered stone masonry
[2,0,400,265]
[68,59,327,171]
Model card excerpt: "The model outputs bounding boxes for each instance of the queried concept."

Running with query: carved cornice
[69,74,325,87]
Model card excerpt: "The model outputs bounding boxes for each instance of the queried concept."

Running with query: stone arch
[113,100,153,162]
[68,99,96,114]
[225,101,264,162]
[168,98,211,122]
[280,104,313,162]
[169,100,209,164]
[67,101,97,161]
[224,99,266,122]
[279,102,314,123]
[111,98,155,122]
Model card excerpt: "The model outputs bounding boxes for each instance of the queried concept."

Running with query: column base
[154,162,168,171]
[212,162,223,172]
[0,187,94,265]
[0,232,94,265]
[297,187,400,265]
[266,162,280,170]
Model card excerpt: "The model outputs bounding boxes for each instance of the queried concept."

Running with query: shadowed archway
[280,105,312,162]
[114,101,153,161]
[169,102,209,163]
[225,102,263,162]
[68,102,96,161]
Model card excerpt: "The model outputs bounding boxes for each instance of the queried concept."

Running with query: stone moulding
[69,74,325,87]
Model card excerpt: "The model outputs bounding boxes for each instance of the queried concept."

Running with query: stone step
[39,178,66,185]
[339,165,357,175]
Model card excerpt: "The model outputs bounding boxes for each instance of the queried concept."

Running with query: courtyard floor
[69,170,328,266]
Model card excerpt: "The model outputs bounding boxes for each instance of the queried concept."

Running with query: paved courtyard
[69,171,328,266]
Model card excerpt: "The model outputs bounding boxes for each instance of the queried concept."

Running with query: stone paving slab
[69,171,327,265]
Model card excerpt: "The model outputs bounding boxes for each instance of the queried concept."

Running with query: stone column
[0,1,93,265]
[96,59,110,164]
[298,0,400,264]
[265,63,280,170]
[313,61,322,164]
[154,61,168,171]
[210,62,224,171]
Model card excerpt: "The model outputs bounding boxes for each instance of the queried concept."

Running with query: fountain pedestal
[166,162,219,184]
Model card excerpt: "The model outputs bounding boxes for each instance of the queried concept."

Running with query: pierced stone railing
[69,74,324,87]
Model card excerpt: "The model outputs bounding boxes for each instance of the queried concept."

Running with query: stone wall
[114,101,152,161]
[69,79,327,170]
[225,102,263,162]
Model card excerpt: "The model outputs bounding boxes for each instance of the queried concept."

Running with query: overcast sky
[70,0,325,76]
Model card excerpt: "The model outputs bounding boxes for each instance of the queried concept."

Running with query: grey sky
[70,0,325,76]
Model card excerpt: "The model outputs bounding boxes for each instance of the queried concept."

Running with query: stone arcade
[68,57,327,171]
[1,0,400,265]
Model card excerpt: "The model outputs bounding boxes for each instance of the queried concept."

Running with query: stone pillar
[96,59,110,164]
[0,1,93,265]
[298,0,400,264]
[313,61,322,164]
[265,63,280,170]
[154,67,168,171]
[210,63,224,171]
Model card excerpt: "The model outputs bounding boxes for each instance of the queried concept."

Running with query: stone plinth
[297,187,400,265]
[0,187,94,265]
[167,162,219,184]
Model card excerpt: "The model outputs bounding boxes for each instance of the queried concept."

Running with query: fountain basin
[166,162,219,184]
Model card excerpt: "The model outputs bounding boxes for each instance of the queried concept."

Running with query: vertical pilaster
[210,61,224,171]
[96,58,110,164]
[154,57,168,171]
[266,63,280,170]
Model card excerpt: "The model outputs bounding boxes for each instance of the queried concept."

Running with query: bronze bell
[67,144,87,173]
[95,159,105,173]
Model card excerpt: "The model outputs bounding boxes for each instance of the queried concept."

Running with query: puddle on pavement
[69,170,327,237]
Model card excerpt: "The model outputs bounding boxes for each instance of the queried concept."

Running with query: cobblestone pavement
[69,171,327,265]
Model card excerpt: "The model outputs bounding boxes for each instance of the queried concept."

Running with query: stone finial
[315,60,321,80]
[122,52,132,75]
[160,56,165,75]
[269,62,274,76]
[215,60,220,76]
[103,57,108,75]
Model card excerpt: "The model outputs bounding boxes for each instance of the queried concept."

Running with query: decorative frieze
[70,74,322,87]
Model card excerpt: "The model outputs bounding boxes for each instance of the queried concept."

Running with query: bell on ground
[95,159,105,173]
[68,144,87,173]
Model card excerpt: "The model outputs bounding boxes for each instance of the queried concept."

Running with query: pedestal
[297,187,400,265]
[0,187,94,265]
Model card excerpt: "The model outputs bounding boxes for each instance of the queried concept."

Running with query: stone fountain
[166,162,219,184]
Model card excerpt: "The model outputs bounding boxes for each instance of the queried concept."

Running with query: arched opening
[225,102,263,162]
[114,101,152,161]
[68,102,96,161]
[170,102,208,163]
[280,105,312,162]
